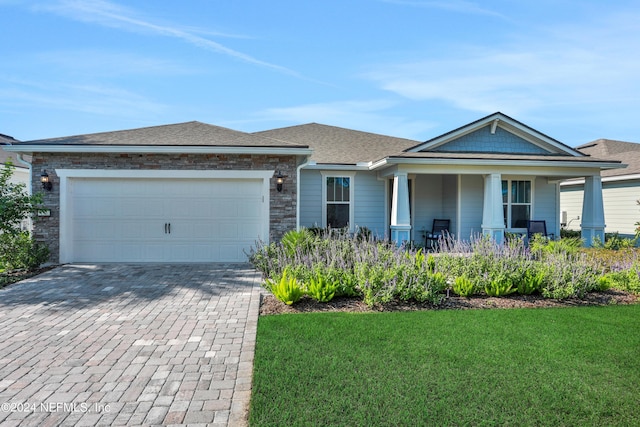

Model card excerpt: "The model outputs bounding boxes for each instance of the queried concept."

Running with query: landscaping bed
[250,229,640,313]
[0,265,58,289]
[260,288,638,315]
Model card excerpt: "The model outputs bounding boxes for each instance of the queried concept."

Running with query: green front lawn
[250,305,640,426]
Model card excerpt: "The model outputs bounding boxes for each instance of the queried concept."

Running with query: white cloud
[0,76,167,118]
[34,50,197,77]
[36,0,302,77]
[365,11,640,117]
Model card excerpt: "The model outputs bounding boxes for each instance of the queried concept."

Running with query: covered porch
[382,164,612,247]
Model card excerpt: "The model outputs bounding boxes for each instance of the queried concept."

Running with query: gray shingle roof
[14,121,308,148]
[254,123,420,164]
[576,139,640,177]
[1,134,29,168]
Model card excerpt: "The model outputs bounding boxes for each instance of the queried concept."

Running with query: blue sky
[1,0,639,147]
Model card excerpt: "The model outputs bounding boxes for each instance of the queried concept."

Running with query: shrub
[0,232,49,270]
[485,274,516,297]
[453,275,476,297]
[281,228,315,257]
[357,263,398,307]
[306,274,338,303]
[602,266,640,294]
[596,275,614,291]
[517,269,545,295]
[560,228,581,239]
[540,251,601,299]
[264,268,304,305]
[603,233,637,250]
[530,235,581,259]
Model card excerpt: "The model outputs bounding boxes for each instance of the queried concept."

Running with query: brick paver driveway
[0,264,262,426]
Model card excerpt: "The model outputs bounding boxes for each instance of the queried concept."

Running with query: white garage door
[68,177,266,262]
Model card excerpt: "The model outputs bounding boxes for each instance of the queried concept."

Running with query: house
[2,112,623,264]
[1,133,29,189]
[1,134,32,231]
[561,139,640,238]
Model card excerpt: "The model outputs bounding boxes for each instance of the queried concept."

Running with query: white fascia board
[55,169,275,180]
[377,157,624,170]
[3,145,312,156]
[302,163,370,171]
[560,173,640,187]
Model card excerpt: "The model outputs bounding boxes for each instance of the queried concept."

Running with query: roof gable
[407,112,583,157]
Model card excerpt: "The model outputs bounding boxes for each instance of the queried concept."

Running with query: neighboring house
[1,133,29,189]
[2,112,622,264]
[1,133,31,231]
[561,139,640,238]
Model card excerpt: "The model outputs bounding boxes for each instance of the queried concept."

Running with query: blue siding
[431,125,549,154]
[354,171,387,237]
[299,170,322,228]
[414,175,443,240]
[299,170,386,237]
[442,175,458,237]
[533,177,559,237]
[459,175,484,239]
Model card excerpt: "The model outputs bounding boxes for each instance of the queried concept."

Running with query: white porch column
[481,173,505,243]
[581,175,605,247]
[390,172,411,245]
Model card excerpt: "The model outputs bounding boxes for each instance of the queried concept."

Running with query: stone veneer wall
[31,152,299,263]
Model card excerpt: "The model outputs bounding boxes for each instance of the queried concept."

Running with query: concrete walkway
[0,264,262,426]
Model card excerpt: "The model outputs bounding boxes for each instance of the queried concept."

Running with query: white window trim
[502,176,535,230]
[321,171,356,232]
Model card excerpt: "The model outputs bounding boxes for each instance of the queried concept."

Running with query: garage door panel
[69,177,266,262]
[74,197,117,218]
[240,223,262,239]
[218,223,239,239]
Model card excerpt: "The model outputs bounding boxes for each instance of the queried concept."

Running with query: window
[502,180,531,228]
[322,173,354,230]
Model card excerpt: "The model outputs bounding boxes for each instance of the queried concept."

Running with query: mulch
[0,265,59,289]
[259,289,639,315]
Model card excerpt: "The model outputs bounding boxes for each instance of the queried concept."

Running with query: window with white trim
[322,173,355,230]
[502,180,531,228]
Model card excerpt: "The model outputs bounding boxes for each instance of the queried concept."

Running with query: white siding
[459,175,483,240]
[533,177,559,237]
[560,186,583,231]
[299,170,323,228]
[601,181,639,235]
[561,179,640,236]
[354,171,386,236]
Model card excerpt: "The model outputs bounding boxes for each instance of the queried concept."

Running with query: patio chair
[425,219,450,250]
[526,220,554,241]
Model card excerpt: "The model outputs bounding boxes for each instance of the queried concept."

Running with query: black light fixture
[40,170,53,191]
[275,171,286,192]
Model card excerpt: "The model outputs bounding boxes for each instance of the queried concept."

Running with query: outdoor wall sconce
[275,171,286,192]
[40,170,53,191]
